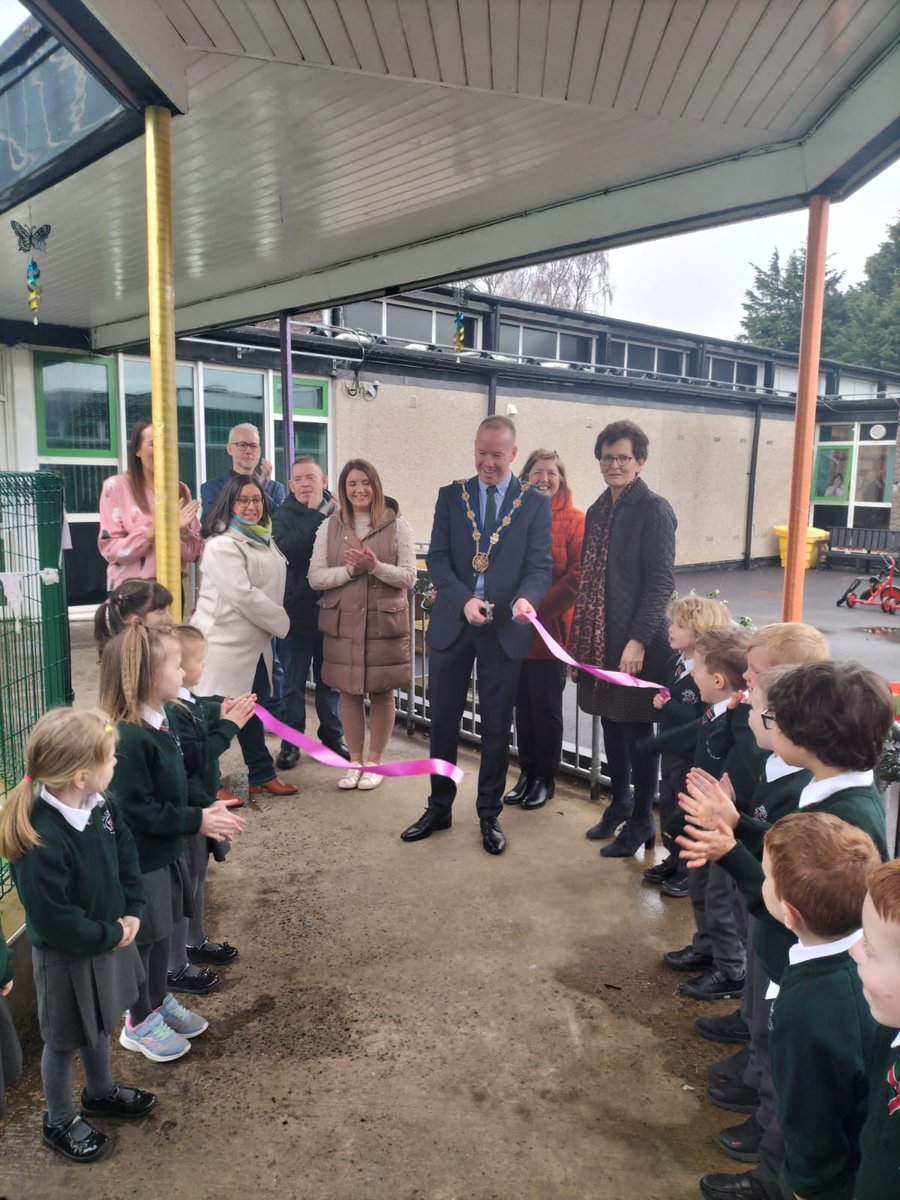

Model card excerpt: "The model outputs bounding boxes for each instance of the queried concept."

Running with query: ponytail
[0,708,117,862]
[100,624,173,724]
[94,578,173,659]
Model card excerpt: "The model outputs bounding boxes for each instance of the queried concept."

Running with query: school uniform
[768,933,876,1200]
[855,1025,900,1199]
[11,790,145,1052]
[0,918,23,1119]
[655,656,703,860]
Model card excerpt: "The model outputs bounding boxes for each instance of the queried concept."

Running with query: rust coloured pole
[145,105,181,621]
[781,194,830,622]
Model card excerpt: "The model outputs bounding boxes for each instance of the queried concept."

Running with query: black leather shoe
[504,771,532,805]
[400,809,452,842]
[663,945,714,973]
[681,968,745,1002]
[695,1009,750,1044]
[521,778,554,810]
[643,854,678,885]
[707,1079,760,1113]
[322,739,351,761]
[187,937,239,965]
[599,818,655,857]
[585,806,629,839]
[275,745,300,770]
[81,1084,157,1119]
[699,1170,769,1199]
[717,1113,763,1162]
[661,872,690,898]
[42,1113,110,1163]
[167,965,219,994]
[708,1044,751,1085]
[480,816,507,855]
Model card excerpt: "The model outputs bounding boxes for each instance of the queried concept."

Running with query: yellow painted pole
[782,194,830,622]
[145,105,181,621]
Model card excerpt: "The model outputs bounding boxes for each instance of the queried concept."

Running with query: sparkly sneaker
[338,766,362,790]
[159,992,209,1039]
[119,1011,190,1062]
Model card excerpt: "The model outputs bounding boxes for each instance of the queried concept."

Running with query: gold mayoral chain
[458,479,530,574]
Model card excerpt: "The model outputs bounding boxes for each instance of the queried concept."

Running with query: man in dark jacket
[271,456,347,768]
[200,423,285,514]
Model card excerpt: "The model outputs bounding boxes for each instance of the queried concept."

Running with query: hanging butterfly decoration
[10,219,51,325]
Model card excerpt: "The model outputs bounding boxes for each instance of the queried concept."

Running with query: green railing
[0,471,72,898]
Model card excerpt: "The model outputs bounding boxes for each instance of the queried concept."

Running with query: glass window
[435,312,477,348]
[862,422,897,442]
[342,301,384,333]
[38,463,117,515]
[498,323,520,354]
[817,423,854,442]
[657,348,683,376]
[607,340,626,367]
[855,446,894,505]
[36,355,117,456]
[735,361,758,387]
[521,326,557,359]
[274,422,329,490]
[710,357,734,384]
[626,343,655,372]
[852,507,890,530]
[559,333,592,363]
[812,446,852,502]
[273,377,327,415]
[122,360,197,494]
[812,503,849,530]
[385,304,432,343]
[203,368,265,481]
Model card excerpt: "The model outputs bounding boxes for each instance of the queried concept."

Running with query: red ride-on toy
[836,554,900,614]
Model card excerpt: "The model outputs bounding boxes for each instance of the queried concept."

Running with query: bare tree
[464,250,613,313]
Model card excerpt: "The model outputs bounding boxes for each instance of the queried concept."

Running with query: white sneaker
[338,766,362,790]
[119,1011,190,1062]
[357,766,383,791]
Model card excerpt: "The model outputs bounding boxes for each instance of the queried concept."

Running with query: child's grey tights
[42,1036,114,1126]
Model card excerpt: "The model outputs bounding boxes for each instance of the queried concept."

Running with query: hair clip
[104,724,114,732]
[23,774,33,783]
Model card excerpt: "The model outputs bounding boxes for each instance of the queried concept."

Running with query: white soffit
[2,0,898,348]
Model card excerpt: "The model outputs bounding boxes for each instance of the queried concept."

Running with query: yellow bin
[773,525,830,569]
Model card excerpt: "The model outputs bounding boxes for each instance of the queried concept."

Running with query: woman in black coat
[568,419,676,858]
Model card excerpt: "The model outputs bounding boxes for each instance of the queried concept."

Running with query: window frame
[34,351,119,460]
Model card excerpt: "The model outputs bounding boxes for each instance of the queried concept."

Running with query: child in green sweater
[849,859,900,1199]
[93,577,174,659]
[0,916,22,1121]
[101,625,245,1064]
[0,708,153,1162]
[165,625,255,994]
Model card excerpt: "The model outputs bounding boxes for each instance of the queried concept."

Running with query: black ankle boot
[585,804,631,839]
[599,818,656,858]
[504,771,532,805]
[521,778,554,810]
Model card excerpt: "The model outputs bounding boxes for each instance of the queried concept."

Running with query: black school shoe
[695,1009,750,1044]
[643,853,678,885]
[717,1113,763,1162]
[167,964,219,994]
[680,968,745,1002]
[699,1169,769,1199]
[707,1078,760,1113]
[81,1084,157,1119]
[187,937,239,966]
[663,945,714,973]
[660,873,690,898]
[42,1113,110,1163]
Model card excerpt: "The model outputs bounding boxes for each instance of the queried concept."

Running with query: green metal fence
[0,472,72,898]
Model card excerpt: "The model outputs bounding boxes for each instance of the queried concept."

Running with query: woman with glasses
[568,420,677,858]
[191,475,297,797]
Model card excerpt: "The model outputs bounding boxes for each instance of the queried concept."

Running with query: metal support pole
[782,194,830,622]
[145,105,181,620]
[742,401,763,569]
[279,313,295,479]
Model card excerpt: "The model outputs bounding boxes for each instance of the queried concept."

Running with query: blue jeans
[237,656,276,784]
[276,630,343,749]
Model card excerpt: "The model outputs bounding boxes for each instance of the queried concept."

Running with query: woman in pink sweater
[98,418,203,592]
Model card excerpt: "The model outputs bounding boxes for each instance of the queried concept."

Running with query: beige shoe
[357,765,383,791]
[338,766,362,790]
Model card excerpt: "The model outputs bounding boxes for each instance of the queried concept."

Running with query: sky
[1,0,897,344]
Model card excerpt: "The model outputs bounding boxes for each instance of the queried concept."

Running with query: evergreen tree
[738,248,847,356]
[835,213,900,372]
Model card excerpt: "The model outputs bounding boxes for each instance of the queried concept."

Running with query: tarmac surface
[0,562,897,1200]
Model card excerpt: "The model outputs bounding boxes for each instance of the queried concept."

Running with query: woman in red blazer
[506,450,585,810]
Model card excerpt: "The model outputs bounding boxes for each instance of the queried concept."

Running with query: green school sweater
[164,693,239,807]
[109,721,202,874]
[770,949,876,1200]
[855,1024,900,1199]
[724,783,888,984]
[11,796,144,957]
[0,918,12,988]
[658,663,704,736]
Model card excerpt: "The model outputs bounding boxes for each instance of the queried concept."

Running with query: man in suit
[401,416,552,855]
[200,423,286,514]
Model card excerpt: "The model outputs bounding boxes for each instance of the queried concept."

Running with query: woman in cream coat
[192,474,297,797]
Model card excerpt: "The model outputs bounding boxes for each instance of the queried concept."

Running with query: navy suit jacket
[426,475,552,657]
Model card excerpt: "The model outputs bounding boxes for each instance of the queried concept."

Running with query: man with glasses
[200,423,286,515]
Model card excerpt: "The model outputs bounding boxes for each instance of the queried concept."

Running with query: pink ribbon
[254,704,464,785]
[526,613,669,697]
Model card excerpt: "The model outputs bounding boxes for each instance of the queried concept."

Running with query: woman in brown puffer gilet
[308,458,416,791]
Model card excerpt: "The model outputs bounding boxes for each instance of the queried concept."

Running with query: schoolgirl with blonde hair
[0,707,152,1162]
